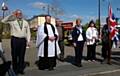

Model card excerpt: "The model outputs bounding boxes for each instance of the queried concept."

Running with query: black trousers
[87,43,96,60]
[0,61,11,76]
[11,36,26,73]
[74,41,84,64]
[102,41,113,60]
[58,40,64,60]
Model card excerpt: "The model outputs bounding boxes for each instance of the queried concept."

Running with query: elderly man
[2,9,31,75]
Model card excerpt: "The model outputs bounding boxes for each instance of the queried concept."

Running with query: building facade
[29,15,56,29]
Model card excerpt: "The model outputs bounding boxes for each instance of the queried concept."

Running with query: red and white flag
[108,4,118,39]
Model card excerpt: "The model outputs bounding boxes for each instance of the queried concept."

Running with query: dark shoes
[101,59,112,65]
[107,62,112,65]
[38,67,45,70]
[14,70,25,75]
[75,63,82,67]
[77,64,82,67]
[18,71,25,75]
[60,59,65,62]
[48,67,54,71]
[38,66,54,71]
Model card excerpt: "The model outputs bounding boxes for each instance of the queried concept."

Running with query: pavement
[1,39,120,76]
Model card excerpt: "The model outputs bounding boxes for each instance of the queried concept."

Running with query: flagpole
[108,0,112,64]
[1,2,8,18]
[98,0,101,35]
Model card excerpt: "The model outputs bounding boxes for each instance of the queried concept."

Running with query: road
[1,39,120,76]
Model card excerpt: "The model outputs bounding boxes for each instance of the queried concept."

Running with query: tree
[95,19,99,29]
[0,22,10,39]
[95,19,100,33]
[83,23,89,31]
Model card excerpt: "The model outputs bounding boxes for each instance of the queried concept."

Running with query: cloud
[70,14,79,18]
[65,14,82,19]
[31,2,48,9]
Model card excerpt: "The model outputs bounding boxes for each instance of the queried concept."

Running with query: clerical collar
[45,22,51,24]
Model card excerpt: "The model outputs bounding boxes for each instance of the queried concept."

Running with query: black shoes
[60,59,65,62]
[77,64,82,67]
[75,63,82,67]
[17,70,25,75]
[101,59,112,65]
[48,67,54,71]
[107,62,112,65]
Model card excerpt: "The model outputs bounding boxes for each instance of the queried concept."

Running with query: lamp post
[1,2,8,35]
[42,4,50,15]
[47,4,50,15]
[98,0,101,35]
[1,2,8,18]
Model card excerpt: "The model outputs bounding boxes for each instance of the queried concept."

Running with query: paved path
[1,39,120,76]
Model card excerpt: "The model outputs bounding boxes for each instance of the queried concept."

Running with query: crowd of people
[0,9,119,76]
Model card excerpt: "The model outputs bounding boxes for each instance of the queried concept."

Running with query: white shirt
[77,27,84,41]
[2,15,31,42]
[86,27,98,45]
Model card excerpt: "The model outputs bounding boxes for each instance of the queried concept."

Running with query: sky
[0,0,120,24]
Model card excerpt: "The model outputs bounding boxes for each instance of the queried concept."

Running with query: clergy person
[36,15,60,70]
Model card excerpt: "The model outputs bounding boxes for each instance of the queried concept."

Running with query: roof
[28,14,49,21]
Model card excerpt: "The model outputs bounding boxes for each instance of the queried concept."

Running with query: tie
[18,20,23,30]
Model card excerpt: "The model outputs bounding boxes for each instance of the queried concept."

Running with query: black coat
[72,26,86,43]
[101,24,110,43]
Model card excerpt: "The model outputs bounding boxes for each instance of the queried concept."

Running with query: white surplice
[36,24,61,57]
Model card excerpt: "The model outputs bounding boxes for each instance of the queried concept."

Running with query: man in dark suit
[72,18,86,67]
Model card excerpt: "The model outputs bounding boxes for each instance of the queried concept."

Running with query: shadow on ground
[96,50,120,66]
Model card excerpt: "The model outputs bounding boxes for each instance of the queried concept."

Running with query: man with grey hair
[2,9,31,75]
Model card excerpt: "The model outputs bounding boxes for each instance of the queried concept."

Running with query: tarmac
[1,39,120,76]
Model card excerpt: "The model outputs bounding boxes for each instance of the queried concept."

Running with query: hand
[73,43,76,47]
[0,42,3,53]
[90,39,93,42]
[27,42,31,48]
[12,11,17,17]
[49,36,56,42]
[92,37,96,39]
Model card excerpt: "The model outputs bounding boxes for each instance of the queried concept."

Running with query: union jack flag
[108,4,118,40]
